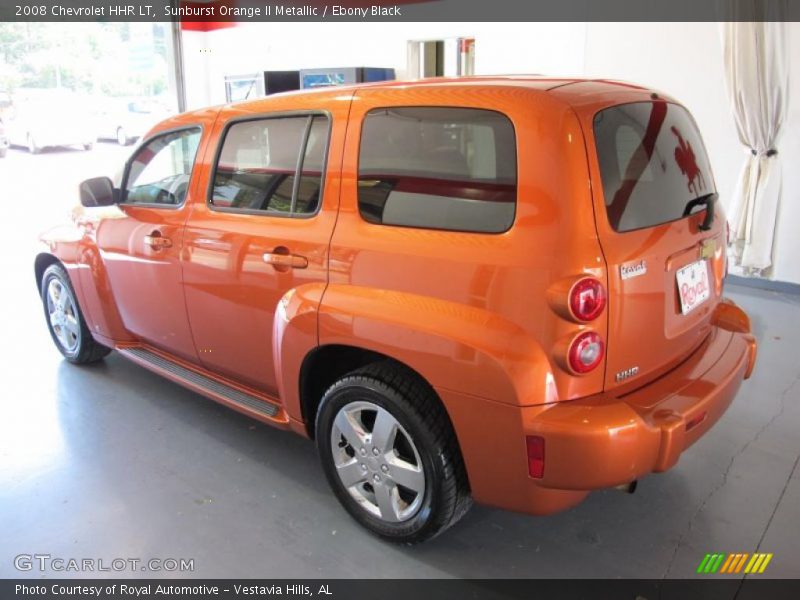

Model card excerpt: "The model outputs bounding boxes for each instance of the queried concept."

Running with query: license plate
[676,260,710,315]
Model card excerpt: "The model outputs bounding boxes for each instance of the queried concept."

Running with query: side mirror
[79,177,117,207]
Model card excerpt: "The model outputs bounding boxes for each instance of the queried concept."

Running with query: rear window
[593,102,715,233]
[358,107,516,233]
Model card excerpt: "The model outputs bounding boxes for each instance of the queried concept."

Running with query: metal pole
[166,19,187,113]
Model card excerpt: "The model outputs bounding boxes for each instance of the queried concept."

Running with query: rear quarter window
[593,101,716,233]
[358,107,517,233]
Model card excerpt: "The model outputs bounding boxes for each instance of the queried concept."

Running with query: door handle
[144,231,173,250]
[263,249,308,270]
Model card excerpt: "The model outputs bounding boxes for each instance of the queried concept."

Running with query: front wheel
[41,264,111,364]
[316,362,471,543]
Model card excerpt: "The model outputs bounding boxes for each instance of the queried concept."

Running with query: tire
[83,142,94,151]
[27,135,40,154]
[41,263,111,364]
[116,127,130,146]
[316,361,471,543]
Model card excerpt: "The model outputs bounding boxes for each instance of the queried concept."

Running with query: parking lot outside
[0,143,798,578]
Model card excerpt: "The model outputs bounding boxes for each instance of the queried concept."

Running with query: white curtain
[722,21,790,277]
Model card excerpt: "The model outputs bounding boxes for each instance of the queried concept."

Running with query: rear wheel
[27,134,40,154]
[316,362,471,543]
[116,127,130,146]
[41,264,111,364]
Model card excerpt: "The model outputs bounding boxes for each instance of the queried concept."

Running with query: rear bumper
[29,127,93,148]
[442,298,756,515]
[35,137,92,148]
[528,320,754,492]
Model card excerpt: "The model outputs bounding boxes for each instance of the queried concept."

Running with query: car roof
[347,75,648,92]
[165,76,676,134]
[224,75,668,110]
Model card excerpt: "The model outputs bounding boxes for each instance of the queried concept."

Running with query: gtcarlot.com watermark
[14,554,195,574]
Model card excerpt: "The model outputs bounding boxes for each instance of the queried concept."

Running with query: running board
[118,346,283,421]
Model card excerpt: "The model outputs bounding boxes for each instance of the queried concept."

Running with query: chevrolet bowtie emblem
[700,238,716,260]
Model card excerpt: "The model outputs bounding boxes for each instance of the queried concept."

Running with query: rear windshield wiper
[682,192,717,231]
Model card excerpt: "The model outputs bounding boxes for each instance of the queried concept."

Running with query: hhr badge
[615,366,640,382]
[620,260,647,280]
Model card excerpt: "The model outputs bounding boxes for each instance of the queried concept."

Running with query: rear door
[180,105,342,397]
[586,100,726,392]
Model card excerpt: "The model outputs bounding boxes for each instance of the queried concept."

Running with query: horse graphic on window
[671,126,705,195]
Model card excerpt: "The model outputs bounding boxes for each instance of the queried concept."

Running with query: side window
[358,107,517,233]
[210,115,328,216]
[124,128,201,206]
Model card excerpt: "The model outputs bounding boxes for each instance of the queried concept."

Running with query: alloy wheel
[46,278,81,353]
[330,400,426,523]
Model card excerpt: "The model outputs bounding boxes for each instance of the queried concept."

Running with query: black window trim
[356,104,519,235]
[206,109,332,219]
[119,124,205,210]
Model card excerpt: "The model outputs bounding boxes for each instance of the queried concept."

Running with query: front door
[181,102,345,396]
[96,126,203,362]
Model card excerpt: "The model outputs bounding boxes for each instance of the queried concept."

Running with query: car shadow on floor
[51,352,705,579]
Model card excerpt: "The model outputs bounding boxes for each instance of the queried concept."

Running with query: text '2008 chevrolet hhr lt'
[37,77,757,543]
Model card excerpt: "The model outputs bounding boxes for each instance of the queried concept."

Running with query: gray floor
[1,146,798,579]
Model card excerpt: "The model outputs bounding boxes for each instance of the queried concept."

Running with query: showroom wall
[582,22,800,285]
[180,22,587,105]
[181,22,800,284]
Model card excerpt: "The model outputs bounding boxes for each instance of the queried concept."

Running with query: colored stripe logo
[696,553,773,574]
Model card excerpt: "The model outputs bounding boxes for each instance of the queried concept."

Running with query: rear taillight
[526,436,545,478]
[569,278,606,322]
[567,331,605,374]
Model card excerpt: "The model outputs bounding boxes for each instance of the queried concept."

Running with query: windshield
[593,101,715,233]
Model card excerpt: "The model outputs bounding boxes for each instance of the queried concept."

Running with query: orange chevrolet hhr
[36,77,756,543]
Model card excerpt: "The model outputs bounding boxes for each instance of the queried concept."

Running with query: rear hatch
[589,100,726,393]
